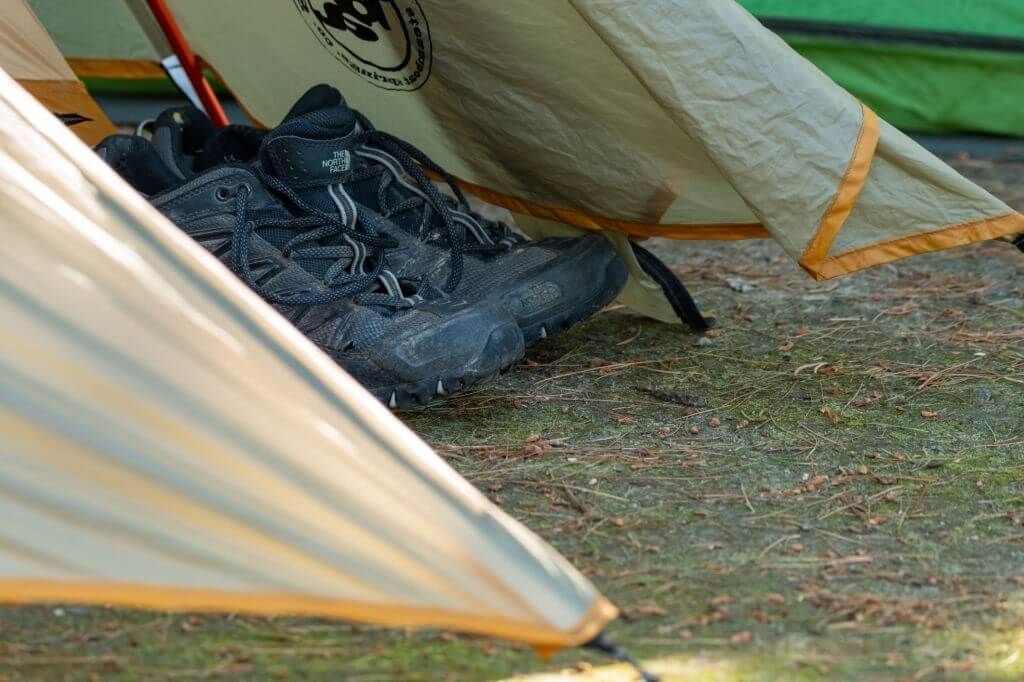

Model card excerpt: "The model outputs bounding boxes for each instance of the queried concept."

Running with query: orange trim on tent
[788,101,1024,280]
[812,212,1024,281]
[0,579,617,651]
[66,58,166,80]
[448,174,769,241]
[799,104,880,275]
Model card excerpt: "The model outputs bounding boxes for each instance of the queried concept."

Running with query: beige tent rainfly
[0,0,114,145]
[0,70,616,652]
[138,0,1021,283]
[22,0,1024,318]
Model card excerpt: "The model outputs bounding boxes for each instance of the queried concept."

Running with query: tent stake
[145,0,229,128]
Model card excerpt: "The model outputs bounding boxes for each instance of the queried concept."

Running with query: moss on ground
[2,155,1023,681]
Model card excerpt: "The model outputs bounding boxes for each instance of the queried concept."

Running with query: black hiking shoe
[95,134,524,407]
[149,87,629,345]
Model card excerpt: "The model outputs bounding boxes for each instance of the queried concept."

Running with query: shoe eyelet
[215,187,232,201]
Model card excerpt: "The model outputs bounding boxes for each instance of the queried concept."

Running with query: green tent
[738,1,1024,136]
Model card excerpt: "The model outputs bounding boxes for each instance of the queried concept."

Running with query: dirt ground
[2,150,1023,681]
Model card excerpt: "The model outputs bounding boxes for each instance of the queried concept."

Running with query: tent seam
[811,211,1024,280]
[799,103,880,271]
[0,579,618,650]
[444,172,768,240]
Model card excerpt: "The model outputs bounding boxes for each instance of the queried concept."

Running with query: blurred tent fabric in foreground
[0,69,616,653]
[0,0,114,144]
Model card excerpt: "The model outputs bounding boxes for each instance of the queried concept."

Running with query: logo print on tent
[295,0,432,91]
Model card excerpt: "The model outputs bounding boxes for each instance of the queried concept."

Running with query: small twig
[740,483,755,513]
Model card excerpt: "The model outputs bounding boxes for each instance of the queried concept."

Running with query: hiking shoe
[149,86,628,344]
[95,134,525,407]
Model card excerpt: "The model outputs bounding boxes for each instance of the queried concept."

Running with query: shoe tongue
[263,88,359,184]
[150,106,214,179]
[283,84,345,120]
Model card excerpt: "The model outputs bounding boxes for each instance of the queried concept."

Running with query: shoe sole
[370,321,524,409]
[519,253,627,345]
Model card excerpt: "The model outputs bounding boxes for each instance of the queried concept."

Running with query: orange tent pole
[145,0,229,127]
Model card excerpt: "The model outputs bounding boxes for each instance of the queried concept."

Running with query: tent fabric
[27,0,170,78]
[0,68,616,650]
[158,0,1023,280]
[738,1,1024,136]
[0,1,115,145]
[30,1,1024,135]
[0,1,73,81]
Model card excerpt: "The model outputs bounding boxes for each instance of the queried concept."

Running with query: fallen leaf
[623,604,668,621]
[730,630,752,644]
[589,358,612,367]
[777,341,795,352]
[803,474,829,493]
[883,302,918,317]
[709,417,721,428]
[921,410,938,418]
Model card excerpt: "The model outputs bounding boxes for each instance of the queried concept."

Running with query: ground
[2,150,1023,681]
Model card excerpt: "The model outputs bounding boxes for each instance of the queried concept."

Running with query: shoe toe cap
[371,303,524,385]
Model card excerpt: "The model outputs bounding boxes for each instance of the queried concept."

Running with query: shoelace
[229,168,413,308]
[349,112,520,291]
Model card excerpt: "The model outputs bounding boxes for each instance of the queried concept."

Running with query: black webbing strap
[584,632,659,682]
[630,242,713,331]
